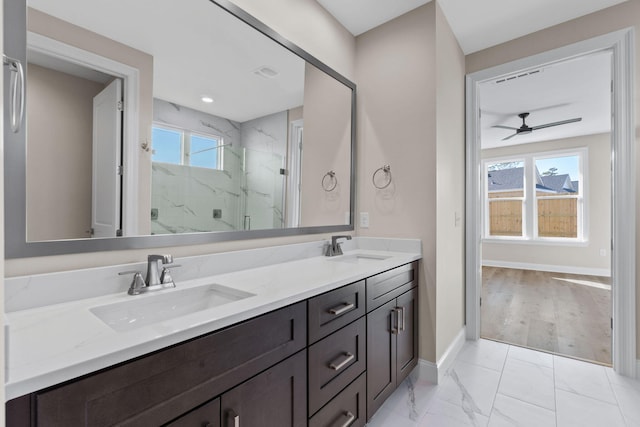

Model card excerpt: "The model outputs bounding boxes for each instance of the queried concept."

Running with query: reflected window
[152,127,183,165]
[152,125,223,170]
[189,133,222,169]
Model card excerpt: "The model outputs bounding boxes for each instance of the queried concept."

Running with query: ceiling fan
[493,112,582,141]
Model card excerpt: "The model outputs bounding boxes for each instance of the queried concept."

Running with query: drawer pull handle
[391,308,399,335]
[339,411,356,427]
[398,306,406,332]
[329,352,355,371]
[329,302,355,316]
[228,410,240,427]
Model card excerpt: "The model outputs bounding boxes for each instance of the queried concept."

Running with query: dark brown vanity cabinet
[366,263,419,420]
[6,261,420,427]
[7,302,306,427]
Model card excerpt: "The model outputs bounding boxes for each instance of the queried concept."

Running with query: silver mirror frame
[4,0,356,258]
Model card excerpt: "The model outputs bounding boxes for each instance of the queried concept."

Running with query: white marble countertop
[5,239,421,401]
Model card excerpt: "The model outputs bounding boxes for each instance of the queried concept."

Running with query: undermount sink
[328,254,391,264]
[90,284,255,332]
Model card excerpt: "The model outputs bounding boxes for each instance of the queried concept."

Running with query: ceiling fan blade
[492,125,518,130]
[531,117,582,131]
[501,133,518,141]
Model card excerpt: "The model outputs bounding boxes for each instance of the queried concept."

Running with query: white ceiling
[318,0,627,54]
[315,0,617,149]
[479,51,612,149]
[316,0,430,36]
[28,0,305,123]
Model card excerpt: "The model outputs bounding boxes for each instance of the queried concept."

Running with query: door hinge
[117,100,124,111]
[480,297,482,306]
[611,317,613,330]
[117,165,124,176]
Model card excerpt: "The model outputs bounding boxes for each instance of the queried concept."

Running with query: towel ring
[372,165,392,189]
[322,170,337,192]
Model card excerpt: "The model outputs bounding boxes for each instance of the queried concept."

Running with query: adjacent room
[478,51,613,365]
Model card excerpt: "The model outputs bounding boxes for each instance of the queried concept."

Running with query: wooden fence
[488,197,577,238]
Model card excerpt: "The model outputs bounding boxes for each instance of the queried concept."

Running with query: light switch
[360,212,370,228]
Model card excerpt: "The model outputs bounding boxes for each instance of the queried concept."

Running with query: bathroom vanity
[5,239,421,426]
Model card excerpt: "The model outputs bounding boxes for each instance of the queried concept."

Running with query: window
[151,127,183,165]
[535,154,581,239]
[484,149,586,242]
[151,124,223,170]
[188,133,221,169]
[486,160,525,237]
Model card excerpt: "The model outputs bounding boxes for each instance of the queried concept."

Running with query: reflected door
[91,78,122,237]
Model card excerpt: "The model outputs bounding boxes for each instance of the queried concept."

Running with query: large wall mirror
[4,0,355,258]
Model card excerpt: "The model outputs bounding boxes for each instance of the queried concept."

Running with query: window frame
[483,148,588,244]
[151,123,224,170]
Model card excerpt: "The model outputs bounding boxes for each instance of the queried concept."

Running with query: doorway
[465,29,636,375]
[476,51,613,364]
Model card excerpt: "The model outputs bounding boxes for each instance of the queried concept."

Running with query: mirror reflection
[23,0,353,242]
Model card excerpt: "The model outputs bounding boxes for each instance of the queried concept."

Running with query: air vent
[253,66,279,79]
[495,68,542,84]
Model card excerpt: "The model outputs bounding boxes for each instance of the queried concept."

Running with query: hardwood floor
[481,266,612,365]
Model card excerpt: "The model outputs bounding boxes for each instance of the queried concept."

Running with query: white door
[91,79,122,238]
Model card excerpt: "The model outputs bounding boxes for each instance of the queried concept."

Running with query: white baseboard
[418,327,466,384]
[482,260,611,277]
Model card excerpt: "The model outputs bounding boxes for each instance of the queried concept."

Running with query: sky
[535,155,579,180]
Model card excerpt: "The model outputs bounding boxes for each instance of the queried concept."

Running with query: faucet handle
[119,271,147,295]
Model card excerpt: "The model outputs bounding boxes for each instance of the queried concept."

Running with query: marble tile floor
[366,339,640,427]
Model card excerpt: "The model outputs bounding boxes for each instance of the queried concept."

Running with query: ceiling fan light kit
[493,112,582,141]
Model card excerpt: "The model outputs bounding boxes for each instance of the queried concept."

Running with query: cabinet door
[396,287,419,385]
[221,351,307,427]
[165,398,220,427]
[366,299,397,420]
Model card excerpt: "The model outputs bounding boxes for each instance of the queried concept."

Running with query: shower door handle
[3,55,25,134]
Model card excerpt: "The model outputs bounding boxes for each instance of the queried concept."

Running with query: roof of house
[487,167,578,194]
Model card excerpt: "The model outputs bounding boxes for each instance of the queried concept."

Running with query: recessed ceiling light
[201,96,214,103]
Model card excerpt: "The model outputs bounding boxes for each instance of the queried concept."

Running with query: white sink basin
[328,254,391,264]
[90,284,255,332]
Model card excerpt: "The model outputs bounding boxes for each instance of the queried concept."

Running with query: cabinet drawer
[366,262,416,312]
[166,398,220,427]
[309,373,366,427]
[308,280,365,344]
[35,302,306,427]
[308,317,366,415]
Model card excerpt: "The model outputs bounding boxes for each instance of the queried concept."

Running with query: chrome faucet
[146,254,173,287]
[325,235,352,257]
[120,254,179,295]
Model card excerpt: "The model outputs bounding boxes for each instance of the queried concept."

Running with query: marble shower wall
[151,99,287,234]
[240,112,288,229]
